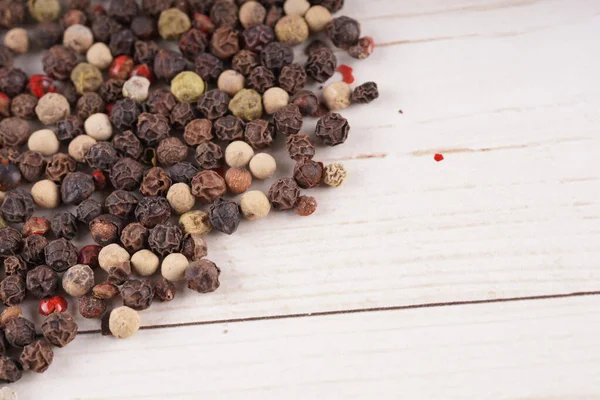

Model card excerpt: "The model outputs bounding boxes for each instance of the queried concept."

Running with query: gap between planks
[77,290,600,335]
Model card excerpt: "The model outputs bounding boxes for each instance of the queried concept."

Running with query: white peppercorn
[166,183,195,215]
[122,76,151,102]
[239,1,266,28]
[84,113,113,141]
[31,179,60,209]
[323,162,346,187]
[4,28,29,54]
[248,153,276,180]
[35,93,70,125]
[161,253,189,281]
[217,70,245,97]
[68,135,97,162]
[284,0,310,16]
[240,190,271,220]
[62,264,94,297]
[179,210,212,235]
[109,306,140,339]
[323,82,352,111]
[131,249,159,277]
[263,87,289,115]
[63,24,94,54]
[28,129,59,156]
[98,244,131,272]
[86,42,113,70]
[304,5,332,32]
[225,141,254,168]
[275,15,309,45]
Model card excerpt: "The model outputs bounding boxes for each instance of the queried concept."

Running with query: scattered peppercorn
[89,214,125,246]
[41,312,78,348]
[185,259,220,293]
[148,222,182,256]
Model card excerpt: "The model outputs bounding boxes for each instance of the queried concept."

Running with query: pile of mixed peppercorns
[0,0,378,384]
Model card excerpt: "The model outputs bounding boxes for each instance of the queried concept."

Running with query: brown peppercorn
[78,244,102,270]
[232,50,260,76]
[178,28,208,61]
[305,38,330,56]
[3,255,27,277]
[133,40,158,65]
[209,197,240,235]
[92,282,120,299]
[41,312,78,348]
[135,196,172,228]
[247,66,276,94]
[305,47,337,83]
[244,119,274,149]
[185,259,220,293]
[111,98,143,131]
[352,81,379,104]
[107,261,132,285]
[210,27,239,60]
[225,167,252,195]
[91,14,123,44]
[279,63,307,94]
[293,157,323,189]
[210,0,238,27]
[56,115,84,141]
[242,24,275,53]
[0,68,27,97]
[51,211,78,240]
[184,118,213,146]
[76,92,105,120]
[20,339,53,373]
[1,189,34,223]
[214,115,245,141]
[110,157,144,190]
[61,172,95,205]
[131,15,156,39]
[268,177,300,210]
[273,104,303,136]
[0,307,23,331]
[0,275,25,306]
[89,214,125,246]
[0,164,21,192]
[144,0,175,16]
[191,170,226,203]
[105,190,138,219]
[107,0,138,24]
[286,133,315,161]
[26,265,58,299]
[195,142,223,170]
[45,153,76,182]
[21,217,51,237]
[154,278,176,302]
[0,45,13,68]
[121,279,154,310]
[181,233,207,261]
[153,49,186,81]
[136,112,170,147]
[112,130,143,160]
[30,21,63,50]
[99,79,124,104]
[148,223,182,256]
[197,89,230,120]
[170,102,197,128]
[75,199,102,225]
[157,137,188,166]
[62,8,87,27]
[42,46,78,80]
[17,151,45,182]
[21,234,48,266]
[326,16,360,49]
[140,167,172,196]
[0,0,25,29]
[265,4,283,28]
[0,117,30,147]
[0,355,21,382]
[5,317,35,347]
[45,238,78,272]
[146,89,177,117]
[78,295,107,318]
[0,227,22,258]
[261,42,293,73]
[120,222,149,253]
[194,53,224,82]
[315,112,349,146]
[10,93,37,119]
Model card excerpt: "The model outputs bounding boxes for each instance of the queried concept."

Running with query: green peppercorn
[228,89,263,121]
[28,0,61,22]
[70,63,103,94]
[158,8,191,40]
[170,71,205,103]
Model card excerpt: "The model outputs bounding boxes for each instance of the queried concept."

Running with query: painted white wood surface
[7,0,600,398]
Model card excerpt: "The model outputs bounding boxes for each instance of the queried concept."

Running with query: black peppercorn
[31,22,64,50]
[232,49,260,76]
[305,47,337,83]
[169,162,199,184]
[179,28,208,61]
[121,279,154,310]
[0,227,22,258]
[209,197,240,235]
[244,119,275,149]
[0,68,27,97]
[89,214,125,246]
[120,222,149,253]
[194,53,224,82]
[76,92,105,120]
[42,46,78,81]
[45,238,78,272]
[1,189,34,223]
[194,141,223,170]
[140,166,172,196]
[260,41,294,73]
[210,0,238,27]
[107,0,138,23]
[111,98,143,131]
[41,312,78,348]
[247,66,276,94]
[242,24,275,53]
[214,115,245,141]
[91,14,123,43]
[21,234,48,266]
[147,88,177,117]
[185,259,220,293]
[286,133,315,161]
[3,256,27,277]
[131,15,156,39]
[0,164,21,192]
[197,89,230,120]
[75,198,103,225]
[315,112,349,146]
[18,151,46,182]
[154,278,176,301]
[105,190,139,220]
[135,196,172,228]
[279,63,307,94]
[265,5,283,28]
[51,211,78,240]
[0,45,13,68]
[273,104,303,136]
[144,0,175,16]
[56,115,84,141]
[0,275,26,306]
[134,39,159,65]
[4,317,34,347]
[113,130,144,160]
[108,261,132,285]
[153,49,186,81]
[78,295,107,318]
[20,339,54,373]
[10,93,37,119]
[136,112,170,147]
[61,172,95,205]
[305,39,330,56]
[26,265,58,299]
[170,102,197,128]
[99,79,125,104]
[352,81,379,104]
[148,223,182,256]
[85,142,119,171]
[268,177,300,210]
[110,28,137,56]
[110,157,145,190]
[326,16,360,49]
[0,355,21,383]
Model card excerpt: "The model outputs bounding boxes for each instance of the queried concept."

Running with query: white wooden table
[9,0,600,398]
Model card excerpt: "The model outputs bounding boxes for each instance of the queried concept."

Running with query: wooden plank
[11,296,600,399]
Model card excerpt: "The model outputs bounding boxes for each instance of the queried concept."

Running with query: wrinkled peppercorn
[146,89,177,117]
[191,170,226,203]
[78,244,102,269]
[5,317,34,347]
[56,115,83,141]
[121,279,154,310]
[209,197,240,235]
[265,4,283,28]
[120,222,149,253]
[76,92,105,120]
[105,190,138,219]
[21,234,48,266]
[179,28,208,61]
[305,47,336,83]
[111,98,143,131]
[154,278,176,301]
[11,94,37,119]
[41,312,77,348]
[197,89,230,120]
[112,130,143,160]
[315,112,349,146]
[184,118,213,146]
[194,141,223,170]
[214,115,245,141]
[352,81,379,104]
[0,355,21,383]
[153,49,186,81]
[232,50,260,76]
[110,157,144,190]
[0,117,30,147]
[134,40,159,65]
[85,142,119,171]
[18,151,45,182]
[20,339,53,373]
[89,214,124,246]
[26,265,58,299]
[0,68,27,97]
[242,24,275,53]
[139,167,171,197]
[326,16,360,49]
[99,79,124,104]
[42,46,78,81]
[185,259,220,293]
[157,137,188,166]
[279,63,307,94]
[30,21,63,50]
[0,146,20,164]
[136,112,170,147]
[61,172,94,205]
[293,157,323,189]
[194,53,224,82]
[45,238,78,272]
[78,295,107,318]
[131,15,156,39]
[286,133,315,160]
[107,0,138,23]
[45,153,76,182]
[1,189,34,222]
[0,275,26,306]
[51,212,78,240]
[244,119,275,149]
[91,14,123,43]
[169,162,199,185]
[135,196,172,228]
[0,227,22,258]
[0,45,13,68]
[170,102,197,128]
[75,198,103,225]
[247,66,275,93]
[181,233,208,260]
[210,0,237,27]
[268,177,300,210]
[3,256,26,277]
[148,223,182,256]
[273,104,302,136]
[0,164,21,191]
[261,42,293,73]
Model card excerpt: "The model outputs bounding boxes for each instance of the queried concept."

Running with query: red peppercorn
[39,299,53,316]
[193,13,215,34]
[52,296,68,313]
[92,170,107,190]
[106,103,114,116]
[109,55,134,80]
[78,244,102,269]
[28,75,56,98]
[39,296,68,316]
[130,64,154,83]
[0,92,10,117]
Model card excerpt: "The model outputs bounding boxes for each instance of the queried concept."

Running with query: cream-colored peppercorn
[63,24,94,54]
[28,129,59,156]
[4,28,29,54]
[239,1,266,28]
[31,179,60,208]
[68,135,97,162]
[62,264,94,297]
[84,113,113,141]
[35,93,69,125]
[225,141,254,168]
[131,250,160,277]
[86,42,113,70]
[122,76,151,102]
[263,87,289,114]
[98,243,131,272]
[304,5,332,32]
[166,183,195,215]
[323,82,352,111]
[275,15,309,46]
[225,168,252,195]
[248,153,277,180]
[217,70,245,97]
[179,210,212,235]
[109,306,141,339]
[0,386,18,400]
[240,190,271,220]
[229,89,263,121]
[322,163,347,187]
[170,71,205,103]
[158,8,191,40]
[161,253,189,281]
[284,0,310,16]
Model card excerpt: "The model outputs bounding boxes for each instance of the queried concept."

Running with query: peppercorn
[193,142,221,171]
[85,42,113,71]
[109,55,134,81]
[21,234,48,266]
[208,197,240,235]
[322,162,346,187]
[19,339,54,374]
[1,189,34,222]
[177,28,207,61]
[315,112,349,146]
[105,190,138,219]
[210,27,240,59]
[107,0,138,23]
[62,264,94,297]
[326,16,360,49]
[140,167,172,196]
[304,5,330,31]
[21,217,51,237]
[154,278,176,301]
[305,47,337,83]
[168,164,197,187]
[121,76,150,102]
[214,115,245,141]
[179,234,206,261]
[275,15,309,45]
[279,64,306,94]
[170,102,197,128]
[10,93,37,119]
[55,80,79,105]
[171,71,206,103]
[225,168,252,195]
[89,214,125,246]
[110,157,144,190]
[111,98,143,131]
[63,24,94,54]
[268,177,300,210]
[60,172,95,205]
[121,279,155,310]
[136,112,170,147]
[44,238,78,272]
[285,134,314,161]
[249,152,276,180]
[41,312,78,347]
[51,212,78,240]
[120,222,149,253]
[5,316,34,347]
[28,74,56,99]
[113,130,143,160]
[225,140,254,168]
[91,14,122,44]
[185,259,220,293]
[183,119,212,147]
[3,256,27,277]
[229,88,264,121]
[232,50,260,76]
[0,46,13,68]
[0,118,29,148]
[285,0,310,16]
[71,63,103,94]
[191,170,227,203]
[247,66,276,94]
[92,282,119,299]
[263,87,289,115]
[0,146,21,164]
[109,306,140,339]
[192,10,215,31]
[0,92,10,117]
[135,196,172,229]
[148,222,182,256]
[0,356,21,383]
[62,8,87,27]
[0,274,25,307]
[26,265,58,299]
[0,165,20,192]
[241,24,274,53]
[323,81,351,111]
[0,68,27,97]
[158,253,187,281]
[78,295,106,319]
[348,36,375,60]
[28,129,60,156]
[243,120,273,150]
[211,0,238,27]
[293,157,323,189]
[17,151,45,182]
[0,227,22,258]
[178,210,211,236]
[153,49,186,81]
[131,15,156,39]
[28,0,61,22]
[68,134,97,163]
[30,22,63,50]
[239,1,265,28]
[56,115,83,141]
[273,104,303,136]
[129,249,158,276]
[133,40,157,65]
[197,89,230,120]
[352,81,379,104]
[158,8,191,40]
[77,244,102,269]
[46,153,76,182]
[194,53,224,83]
[0,0,25,29]
[42,46,78,80]
[76,93,105,121]
[85,142,119,171]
